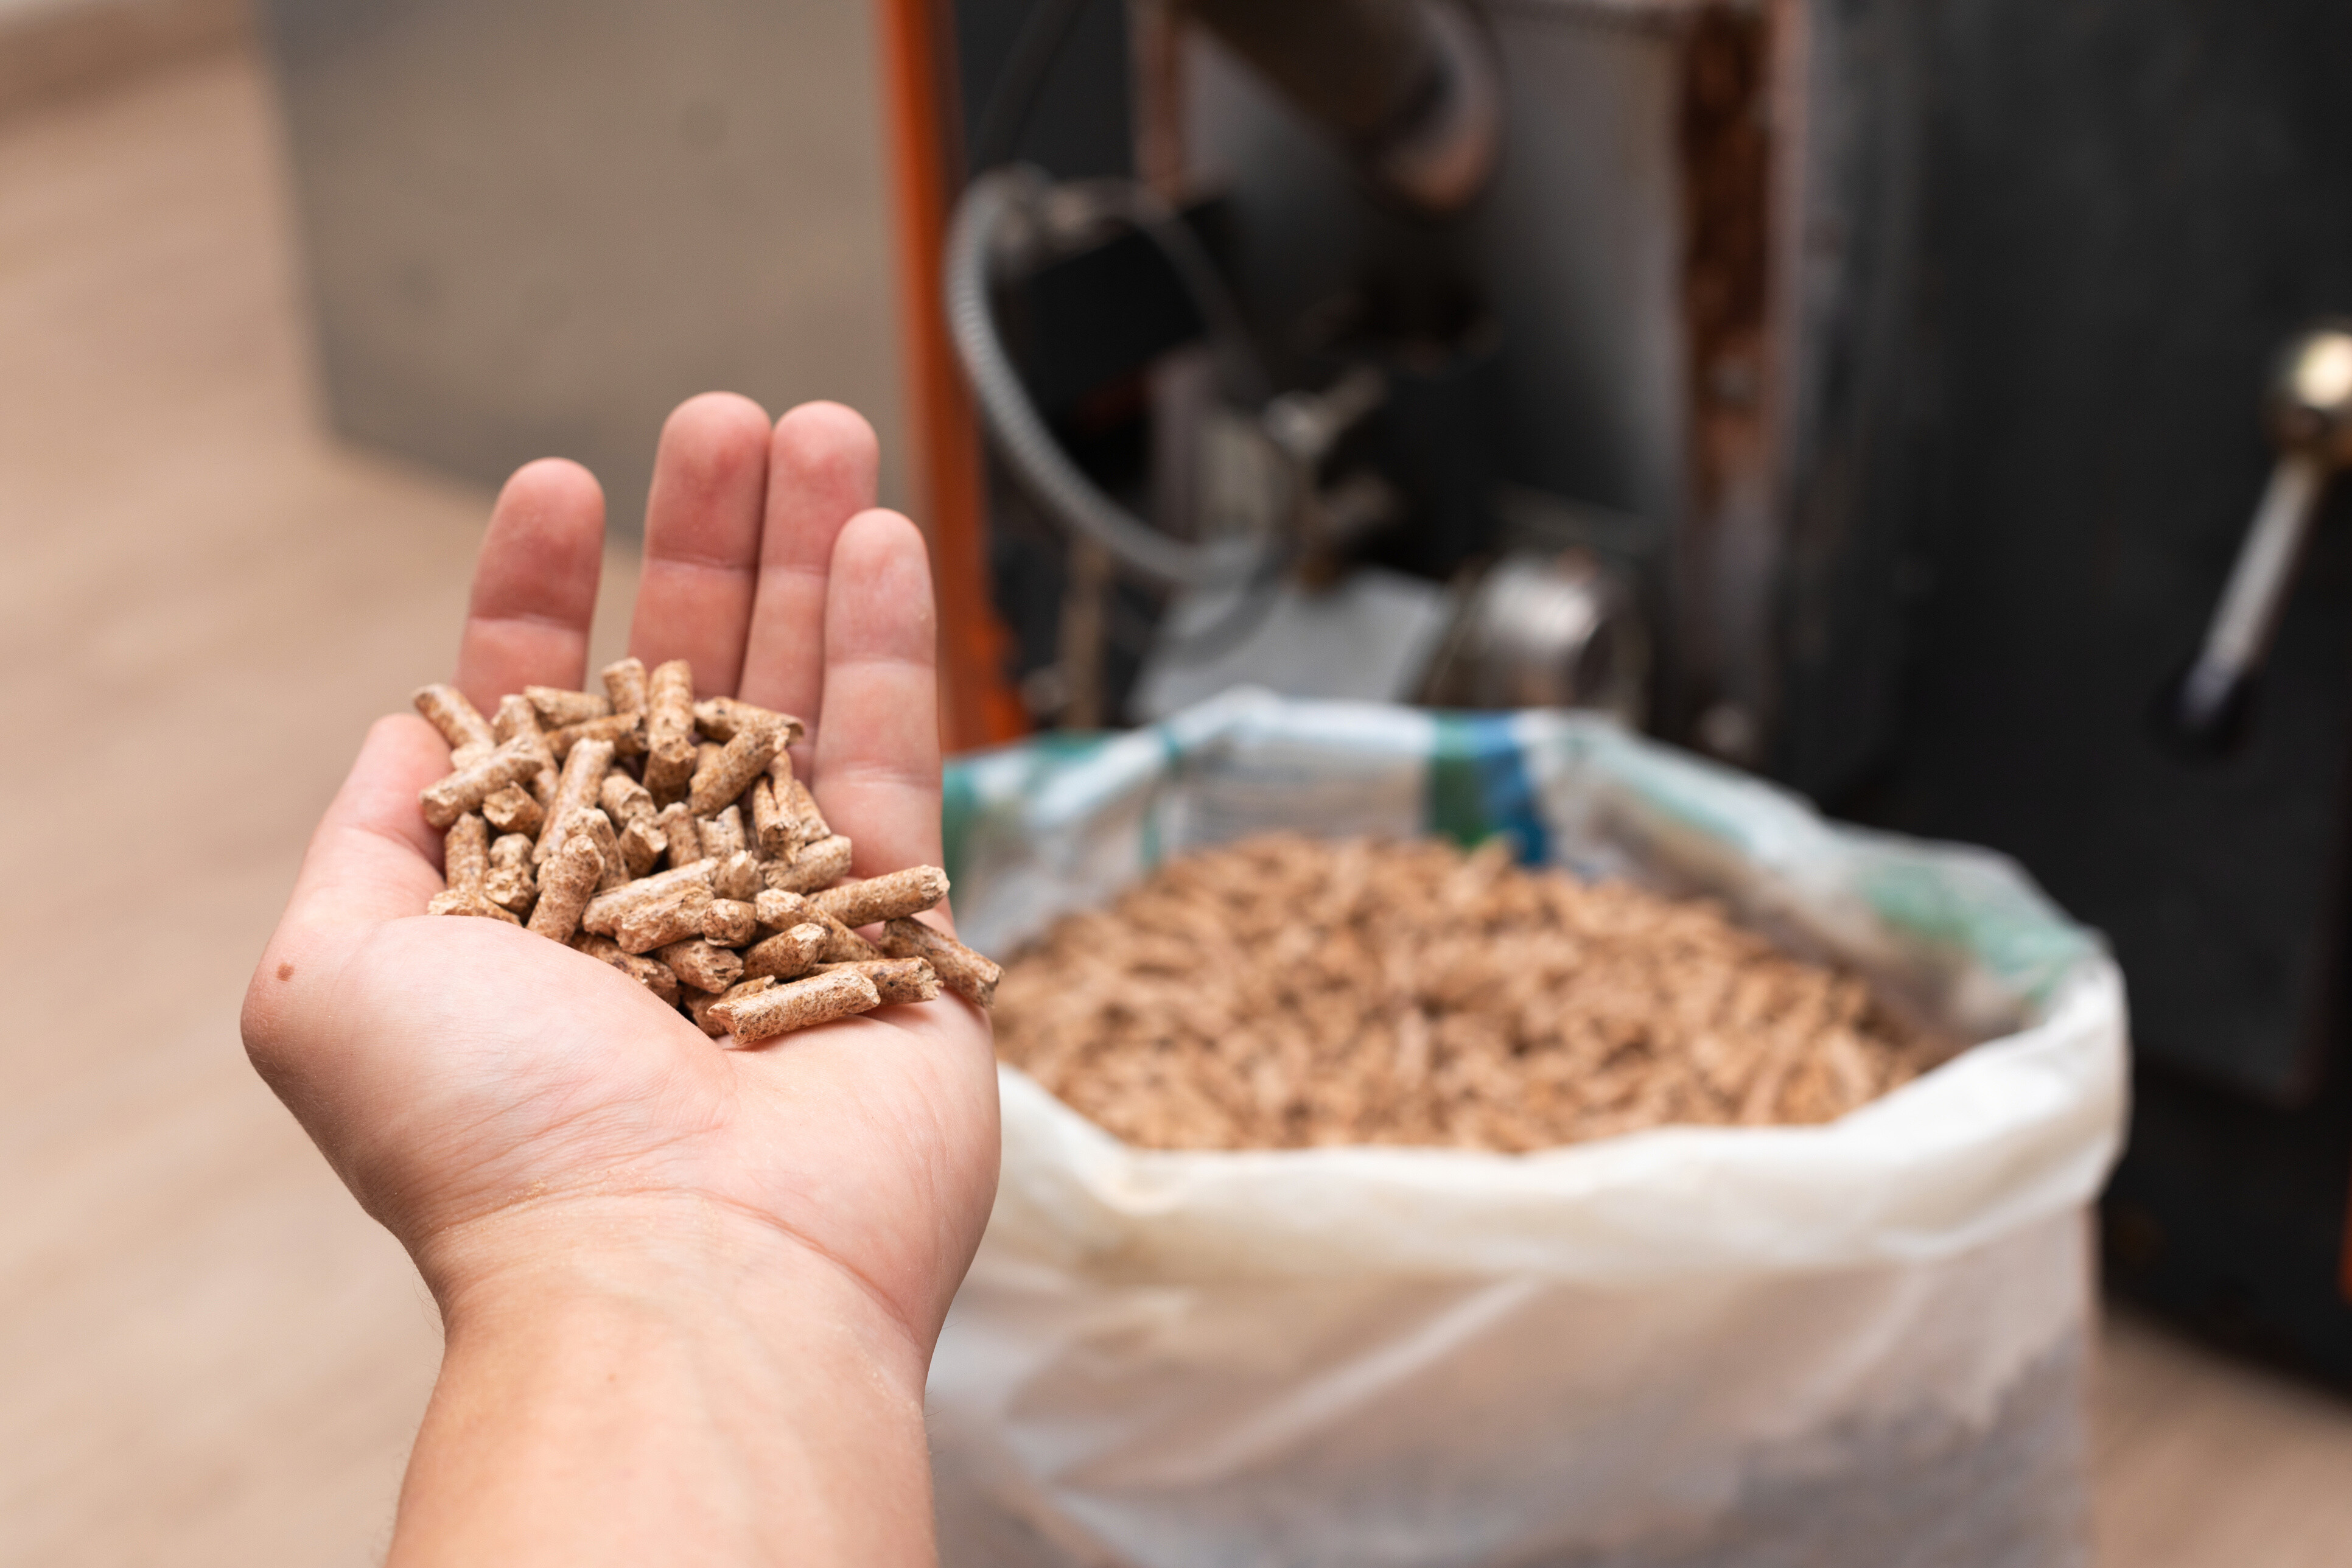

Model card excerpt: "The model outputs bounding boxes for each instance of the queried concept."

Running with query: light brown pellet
[615,879,714,955]
[763,834,853,894]
[573,807,628,892]
[602,656,649,716]
[618,815,667,877]
[482,783,544,838]
[527,832,604,943]
[693,696,805,746]
[655,938,745,995]
[774,772,831,849]
[806,908,882,964]
[750,777,791,859]
[486,833,537,913]
[526,685,611,727]
[491,697,561,814]
[743,922,828,981]
[427,889,522,922]
[600,771,656,827]
[813,957,940,1006]
[420,743,542,829]
[814,866,950,929]
[704,898,758,947]
[878,917,1001,1008]
[714,967,882,1044]
[643,660,698,803]
[573,933,682,1004]
[581,858,716,935]
[441,811,489,897]
[654,802,702,869]
[413,684,495,765]
[753,887,817,930]
[714,849,765,903]
[698,805,747,860]
[688,976,776,1037]
[547,712,646,760]
[535,737,616,863]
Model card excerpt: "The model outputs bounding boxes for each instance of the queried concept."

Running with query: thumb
[245,715,449,1048]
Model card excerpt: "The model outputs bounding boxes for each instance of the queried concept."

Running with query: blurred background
[8,0,2352,1559]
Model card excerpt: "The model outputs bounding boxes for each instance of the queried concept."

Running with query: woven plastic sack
[929,690,2127,1568]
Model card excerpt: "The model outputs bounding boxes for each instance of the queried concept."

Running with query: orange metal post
[877,0,1029,755]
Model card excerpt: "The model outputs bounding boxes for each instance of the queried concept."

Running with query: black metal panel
[1839,0,2352,1107]
[950,0,1132,180]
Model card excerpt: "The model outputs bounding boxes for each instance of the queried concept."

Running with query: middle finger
[627,391,774,695]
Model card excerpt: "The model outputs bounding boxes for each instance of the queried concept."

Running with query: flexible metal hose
[945,167,1278,587]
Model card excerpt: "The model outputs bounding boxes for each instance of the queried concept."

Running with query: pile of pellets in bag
[411,656,998,1045]
[992,833,1941,1152]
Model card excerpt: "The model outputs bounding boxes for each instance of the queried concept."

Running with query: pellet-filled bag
[928,690,2126,1568]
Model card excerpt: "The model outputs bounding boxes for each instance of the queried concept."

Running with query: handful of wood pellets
[995,833,1939,1152]
[411,656,998,1045]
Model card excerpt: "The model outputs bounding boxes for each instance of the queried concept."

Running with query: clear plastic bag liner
[930,690,2126,1567]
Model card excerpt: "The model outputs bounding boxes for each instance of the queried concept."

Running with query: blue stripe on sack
[1429,713,1549,864]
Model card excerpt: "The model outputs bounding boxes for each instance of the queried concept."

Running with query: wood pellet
[411,659,986,1045]
[992,833,1942,1153]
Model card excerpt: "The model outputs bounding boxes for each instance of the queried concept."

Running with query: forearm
[390,1203,937,1567]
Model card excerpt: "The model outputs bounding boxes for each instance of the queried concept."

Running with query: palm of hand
[244,398,999,1344]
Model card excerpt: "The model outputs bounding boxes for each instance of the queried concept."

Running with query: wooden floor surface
[1,45,2348,1567]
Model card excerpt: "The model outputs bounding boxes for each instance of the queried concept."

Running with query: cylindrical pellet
[427,889,521,922]
[704,898,758,947]
[603,656,648,716]
[689,718,788,816]
[581,858,716,935]
[699,805,747,860]
[413,684,495,763]
[572,807,628,892]
[813,957,940,1006]
[443,812,489,896]
[615,880,714,954]
[774,772,831,849]
[646,802,695,869]
[878,917,1001,1007]
[526,685,611,727]
[482,782,544,839]
[527,833,604,942]
[808,908,881,963]
[763,835,853,895]
[693,696,804,745]
[420,743,541,829]
[743,922,829,981]
[688,976,775,1037]
[715,967,882,1043]
[573,933,681,1004]
[600,771,656,827]
[715,849,765,903]
[486,833,537,914]
[643,660,697,803]
[754,888,817,930]
[535,738,615,863]
[618,815,667,877]
[655,939,745,995]
[814,866,950,929]
[548,712,646,760]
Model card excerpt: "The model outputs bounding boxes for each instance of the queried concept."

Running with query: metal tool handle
[2173,450,2329,738]
[2162,323,2352,752]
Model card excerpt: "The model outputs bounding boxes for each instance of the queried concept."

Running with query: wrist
[421,1192,926,1386]
[393,1195,938,1566]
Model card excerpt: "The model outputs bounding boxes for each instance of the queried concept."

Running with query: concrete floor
[2,43,2350,1567]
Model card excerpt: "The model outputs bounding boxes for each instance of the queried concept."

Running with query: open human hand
[241,396,1001,1362]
